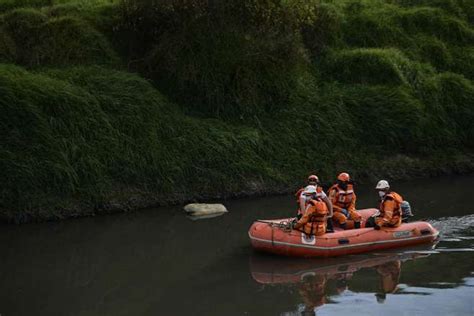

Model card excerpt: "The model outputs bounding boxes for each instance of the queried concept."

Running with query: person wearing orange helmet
[328,172,362,229]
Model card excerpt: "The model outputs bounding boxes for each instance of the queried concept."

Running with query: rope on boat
[256,219,293,232]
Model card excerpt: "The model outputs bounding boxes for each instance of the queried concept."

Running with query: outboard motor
[401,201,414,223]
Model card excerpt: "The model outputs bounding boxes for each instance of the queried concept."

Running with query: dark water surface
[1,176,473,315]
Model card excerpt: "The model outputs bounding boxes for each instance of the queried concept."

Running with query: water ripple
[429,214,474,238]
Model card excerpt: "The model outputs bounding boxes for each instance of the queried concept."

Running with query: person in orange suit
[372,180,404,229]
[328,172,362,229]
[295,175,325,216]
[293,192,331,236]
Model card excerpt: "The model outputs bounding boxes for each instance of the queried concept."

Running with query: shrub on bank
[0,7,118,67]
[320,48,424,86]
[115,0,317,118]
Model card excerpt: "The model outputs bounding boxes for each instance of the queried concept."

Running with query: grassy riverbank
[1,0,473,222]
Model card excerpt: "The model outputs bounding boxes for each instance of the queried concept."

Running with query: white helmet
[375,180,390,190]
[303,185,317,195]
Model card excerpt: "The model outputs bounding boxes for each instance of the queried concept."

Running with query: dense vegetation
[1,0,473,222]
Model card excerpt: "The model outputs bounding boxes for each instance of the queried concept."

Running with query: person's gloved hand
[374,224,381,230]
[341,208,349,217]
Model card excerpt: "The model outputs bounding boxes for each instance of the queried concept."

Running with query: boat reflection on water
[250,245,437,315]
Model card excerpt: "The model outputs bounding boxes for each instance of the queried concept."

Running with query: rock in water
[183,203,228,217]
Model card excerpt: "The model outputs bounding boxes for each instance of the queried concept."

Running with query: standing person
[328,172,362,229]
[369,180,403,229]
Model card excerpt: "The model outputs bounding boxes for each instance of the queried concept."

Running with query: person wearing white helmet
[299,184,333,216]
[368,180,404,229]
[293,186,333,236]
[295,175,325,216]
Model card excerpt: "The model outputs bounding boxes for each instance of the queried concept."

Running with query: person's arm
[328,188,342,213]
[299,194,306,215]
[381,198,396,223]
[294,206,311,229]
[323,195,333,217]
[348,193,357,213]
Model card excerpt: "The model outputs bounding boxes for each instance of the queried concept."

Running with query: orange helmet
[308,174,319,182]
[337,172,350,182]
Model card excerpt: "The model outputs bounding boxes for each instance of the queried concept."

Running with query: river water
[0,176,473,315]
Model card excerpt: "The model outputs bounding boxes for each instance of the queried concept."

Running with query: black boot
[354,221,361,229]
[365,216,376,228]
[339,222,347,230]
[326,218,334,233]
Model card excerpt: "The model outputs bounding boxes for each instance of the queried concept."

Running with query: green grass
[0,8,119,67]
[0,0,473,221]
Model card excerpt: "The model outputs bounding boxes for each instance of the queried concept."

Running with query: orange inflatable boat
[248,209,439,257]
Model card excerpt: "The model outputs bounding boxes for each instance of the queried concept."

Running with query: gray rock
[183,203,228,217]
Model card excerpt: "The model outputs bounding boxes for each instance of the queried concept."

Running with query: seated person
[328,172,361,229]
[367,180,403,229]
[293,193,330,236]
[295,174,321,216]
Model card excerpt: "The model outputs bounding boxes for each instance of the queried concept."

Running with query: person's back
[294,199,328,236]
[298,185,326,216]
[377,191,403,227]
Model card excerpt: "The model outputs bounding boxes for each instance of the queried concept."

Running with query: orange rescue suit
[376,192,403,227]
[328,183,361,226]
[294,199,328,236]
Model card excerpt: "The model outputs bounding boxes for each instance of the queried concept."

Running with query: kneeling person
[328,172,362,229]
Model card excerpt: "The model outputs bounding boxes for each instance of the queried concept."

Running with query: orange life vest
[306,199,328,222]
[329,183,355,207]
[295,199,329,236]
[379,192,403,225]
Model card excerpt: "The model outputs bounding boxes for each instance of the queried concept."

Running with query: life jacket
[379,192,403,223]
[306,199,328,222]
[329,183,355,208]
[294,197,328,236]
[299,199,328,236]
